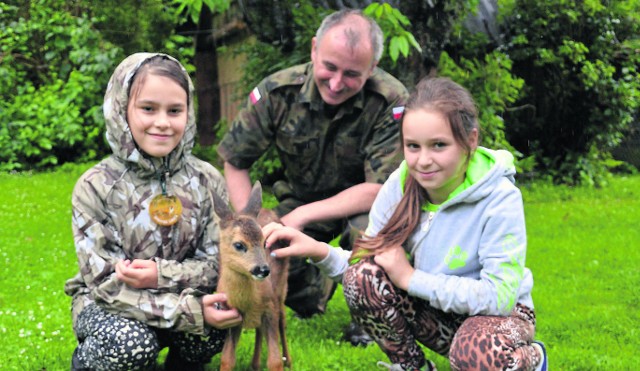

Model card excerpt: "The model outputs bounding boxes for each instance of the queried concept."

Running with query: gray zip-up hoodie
[64,53,228,335]
[317,147,534,316]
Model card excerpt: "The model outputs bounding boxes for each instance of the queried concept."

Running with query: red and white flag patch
[393,106,405,121]
[249,87,262,104]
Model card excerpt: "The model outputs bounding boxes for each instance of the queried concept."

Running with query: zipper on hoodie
[421,211,435,232]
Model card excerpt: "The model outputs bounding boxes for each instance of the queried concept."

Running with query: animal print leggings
[73,304,226,370]
[343,258,542,371]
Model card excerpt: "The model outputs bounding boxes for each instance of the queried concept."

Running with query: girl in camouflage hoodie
[64,53,242,370]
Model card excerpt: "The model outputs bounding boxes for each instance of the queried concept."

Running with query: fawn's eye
[233,242,247,253]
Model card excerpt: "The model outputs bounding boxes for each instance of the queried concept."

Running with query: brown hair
[352,77,479,259]
[127,55,190,107]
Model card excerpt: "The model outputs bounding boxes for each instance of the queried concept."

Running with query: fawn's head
[213,182,270,280]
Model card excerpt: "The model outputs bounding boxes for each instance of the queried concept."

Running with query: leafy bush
[0,1,122,171]
[438,50,531,173]
[0,1,192,172]
[497,0,640,185]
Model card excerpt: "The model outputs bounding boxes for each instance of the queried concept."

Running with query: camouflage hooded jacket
[64,53,227,335]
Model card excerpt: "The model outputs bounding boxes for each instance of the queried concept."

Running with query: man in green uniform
[217,8,409,345]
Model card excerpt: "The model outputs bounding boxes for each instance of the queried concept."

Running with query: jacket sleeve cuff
[155,258,177,290]
[183,294,208,335]
[311,244,350,279]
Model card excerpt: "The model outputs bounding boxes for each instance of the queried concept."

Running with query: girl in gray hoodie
[264,77,547,371]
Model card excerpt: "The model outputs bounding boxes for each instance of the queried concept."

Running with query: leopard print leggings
[343,258,542,371]
[73,304,226,370]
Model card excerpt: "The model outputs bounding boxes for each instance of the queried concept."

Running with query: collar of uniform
[301,62,366,113]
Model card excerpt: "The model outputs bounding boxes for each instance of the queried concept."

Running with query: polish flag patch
[393,106,405,121]
[249,87,262,104]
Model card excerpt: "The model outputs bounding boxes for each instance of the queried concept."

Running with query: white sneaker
[532,341,548,371]
[376,360,437,371]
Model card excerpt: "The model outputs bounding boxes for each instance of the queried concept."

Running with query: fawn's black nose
[251,265,270,280]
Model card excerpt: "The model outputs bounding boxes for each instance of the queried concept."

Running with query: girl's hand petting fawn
[202,293,243,329]
[374,245,415,291]
[115,259,158,289]
[262,222,329,263]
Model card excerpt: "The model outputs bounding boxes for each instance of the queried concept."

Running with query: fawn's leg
[263,314,284,371]
[251,327,263,371]
[220,327,241,371]
[279,304,291,368]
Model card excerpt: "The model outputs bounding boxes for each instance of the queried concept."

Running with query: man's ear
[310,37,317,63]
[369,60,378,74]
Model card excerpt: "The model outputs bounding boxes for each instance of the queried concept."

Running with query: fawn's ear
[212,190,233,226]
[242,181,263,217]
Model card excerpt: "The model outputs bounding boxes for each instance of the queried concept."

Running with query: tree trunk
[194,5,220,146]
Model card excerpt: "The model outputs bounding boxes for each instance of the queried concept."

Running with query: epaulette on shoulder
[365,68,408,103]
[261,63,309,94]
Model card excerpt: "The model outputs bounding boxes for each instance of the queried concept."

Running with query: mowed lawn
[0,162,638,370]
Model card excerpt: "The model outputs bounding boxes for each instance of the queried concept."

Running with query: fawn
[212,182,291,371]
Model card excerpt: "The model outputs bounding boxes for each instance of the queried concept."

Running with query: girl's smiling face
[127,74,188,158]
[402,108,477,205]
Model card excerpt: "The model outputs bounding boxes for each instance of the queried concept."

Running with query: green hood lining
[398,147,501,211]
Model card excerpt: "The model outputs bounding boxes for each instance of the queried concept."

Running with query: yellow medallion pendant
[149,194,182,226]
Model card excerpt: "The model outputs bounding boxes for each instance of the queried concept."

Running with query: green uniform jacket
[217,63,409,202]
[64,53,228,336]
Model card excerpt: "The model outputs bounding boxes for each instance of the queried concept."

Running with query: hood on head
[102,52,196,175]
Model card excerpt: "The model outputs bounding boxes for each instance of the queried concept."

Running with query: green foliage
[2,166,640,369]
[88,0,179,56]
[381,0,478,85]
[191,118,229,168]
[0,72,102,169]
[438,50,533,173]
[0,1,122,171]
[497,0,640,186]
[235,2,328,91]
[363,2,422,63]
[172,0,230,24]
[0,0,199,171]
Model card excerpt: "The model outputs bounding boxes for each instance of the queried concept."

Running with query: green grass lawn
[0,163,638,370]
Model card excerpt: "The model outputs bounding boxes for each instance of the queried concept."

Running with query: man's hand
[202,293,243,329]
[279,183,382,231]
[115,259,159,289]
